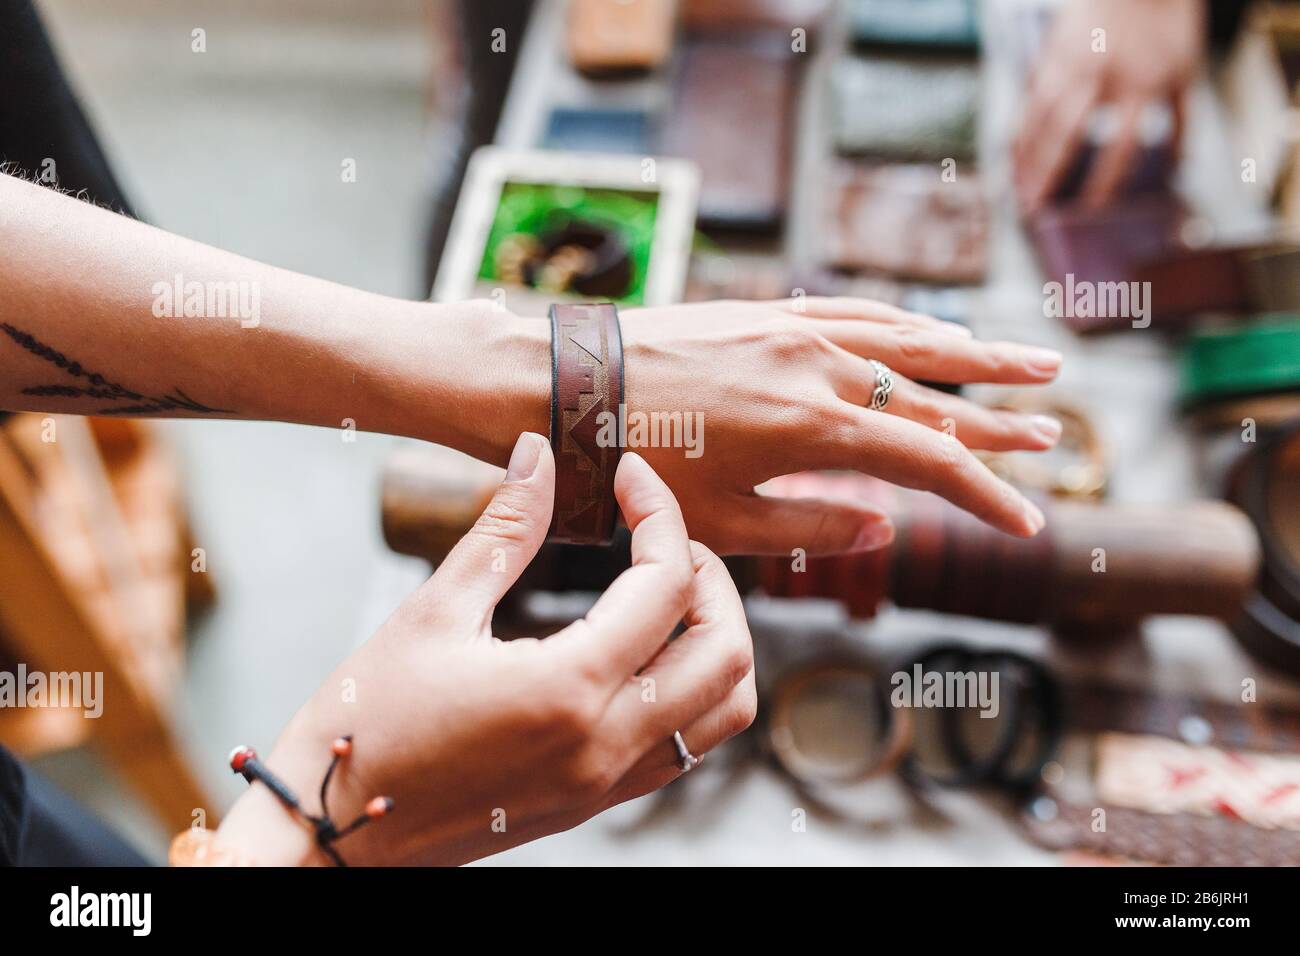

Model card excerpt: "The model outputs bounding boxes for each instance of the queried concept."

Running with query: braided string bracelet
[229,736,393,867]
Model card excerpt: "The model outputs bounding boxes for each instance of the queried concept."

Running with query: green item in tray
[478,181,659,306]
[1180,315,1300,406]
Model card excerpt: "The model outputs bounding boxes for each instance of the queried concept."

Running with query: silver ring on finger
[867,359,895,412]
[672,730,700,773]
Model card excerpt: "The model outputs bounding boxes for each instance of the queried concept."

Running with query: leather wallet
[567,0,678,76]
[660,34,798,231]
[1134,243,1300,322]
[1028,193,1190,333]
[824,161,989,283]
[831,53,978,161]
[847,0,980,50]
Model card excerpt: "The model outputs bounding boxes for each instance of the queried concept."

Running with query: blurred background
[6,0,1300,866]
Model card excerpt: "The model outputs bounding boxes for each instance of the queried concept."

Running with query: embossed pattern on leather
[549,303,624,545]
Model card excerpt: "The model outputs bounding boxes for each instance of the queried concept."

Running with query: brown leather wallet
[549,303,625,545]
[661,33,799,231]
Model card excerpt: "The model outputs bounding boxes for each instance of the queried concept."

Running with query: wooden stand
[0,414,213,830]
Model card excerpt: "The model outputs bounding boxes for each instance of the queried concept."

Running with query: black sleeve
[1208,0,1253,49]
[0,0,135,215]
[0,743,149,866]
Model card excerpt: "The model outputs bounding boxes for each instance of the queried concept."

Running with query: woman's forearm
[0,174,548,464]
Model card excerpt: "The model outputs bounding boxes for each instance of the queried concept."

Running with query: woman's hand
[1013,0,1205,211]
[613,296,1061,555]
[216,433,755,866]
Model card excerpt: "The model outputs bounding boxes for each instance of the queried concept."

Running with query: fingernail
[1030,415,1063,445]
[1022,499,1046,536]
[505,432,542,482]
[851,519,895,552]
[1022,347,1062,375]
[940,321,974,338]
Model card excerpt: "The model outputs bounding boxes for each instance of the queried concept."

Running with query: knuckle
[894,327,938,363]
[723,641,755,689]
[727,686,759,737]
[546,683,602,740]
[473,491,537,544]
[764,322,820,360]
[935,431,970,475]
[661,561,695,618]
[561,748,617,800]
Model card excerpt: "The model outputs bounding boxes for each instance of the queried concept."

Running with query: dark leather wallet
[824,161,989,283]
[1028,194,1190,333]
[830,53,978,161]
[661,34,799,231]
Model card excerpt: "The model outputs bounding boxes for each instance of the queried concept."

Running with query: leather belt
[548,303,625,546]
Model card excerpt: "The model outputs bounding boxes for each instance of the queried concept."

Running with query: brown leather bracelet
[549,303,625,545]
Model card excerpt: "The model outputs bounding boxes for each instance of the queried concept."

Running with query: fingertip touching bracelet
[228,736,393,867]
[548,302,625,545]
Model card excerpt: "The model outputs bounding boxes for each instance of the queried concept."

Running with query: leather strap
[549,303,625,545]
[1023,795,1300,866]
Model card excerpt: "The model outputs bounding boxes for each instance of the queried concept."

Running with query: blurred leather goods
[847,0,979,51]
[661,34,798,231]
[1227,421,1300,673]
[1028,193,1191,333]
[1180,315,1300,409]
[1096,732,1300,830]
[1134,245,1300,324]
[830,54,978,162]
[543,107,653,155]
[898,645,1061,791]
[824,161,989,283]
[764,660,913,786]
[1025,682,1300,865]
[381,456,1260,632]
[567,0,678,76]
[1024,795,1300,865]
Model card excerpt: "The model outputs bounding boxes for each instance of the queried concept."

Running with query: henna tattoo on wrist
[1,322,233,416]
